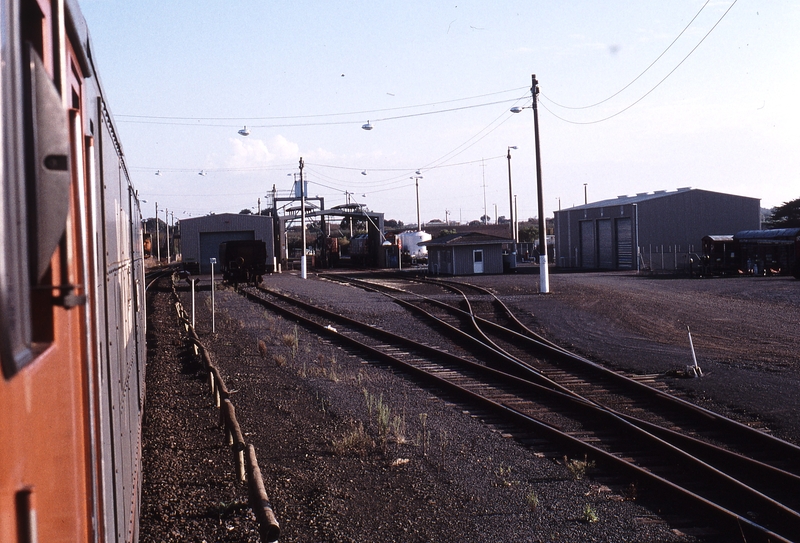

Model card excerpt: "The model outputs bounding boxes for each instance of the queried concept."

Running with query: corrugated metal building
[423,232,513,275]
[554,188,760,270]
[180,213,274,273]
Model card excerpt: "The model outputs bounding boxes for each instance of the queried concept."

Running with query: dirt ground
[139,269,800,543]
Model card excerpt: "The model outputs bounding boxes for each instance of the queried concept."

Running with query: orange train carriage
[1,1,146,542]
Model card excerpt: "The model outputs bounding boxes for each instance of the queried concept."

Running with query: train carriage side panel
[98,100,143,543]
[2,1,146,542]
[1,1,93,541]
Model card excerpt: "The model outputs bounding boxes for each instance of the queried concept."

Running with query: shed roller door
[580,220,595,268]
[598,219,613,269]
[616,218,633,269]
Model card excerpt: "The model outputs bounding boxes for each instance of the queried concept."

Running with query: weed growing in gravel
[327,356,340,382]
[376,396,391,450]
[391,414,406,445]
[363,388,374,416]
[419,413,429,457]
[361,389,410,453]
[526,490,539,512]
[582,503,599,523]
[564,454,595,480]
[257,340,268,359]
[495,463,518,487]
[211,500,249,519]
[332,422,374,457]
[273,354,287,367]
[281,326,299,358]
[438,429,449,470]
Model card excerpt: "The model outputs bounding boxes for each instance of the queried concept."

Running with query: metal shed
[180,213,275,273]
[422,232,513,275]
[554,188,760,271]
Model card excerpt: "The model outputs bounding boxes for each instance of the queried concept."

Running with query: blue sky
[80,0,799,226]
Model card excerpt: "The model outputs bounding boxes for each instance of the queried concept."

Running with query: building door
[473,249,484,274]
[598,219,613,269]
[579,221,596,268]
[616,218,633,269]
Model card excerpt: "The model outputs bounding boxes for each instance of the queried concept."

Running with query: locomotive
[1,1,146,542]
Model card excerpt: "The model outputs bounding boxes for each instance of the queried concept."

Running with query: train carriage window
[1,0,70,378]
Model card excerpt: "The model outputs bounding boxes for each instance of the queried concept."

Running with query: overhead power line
[541,0,738,125]
[115,86,529,125]
[541,0,712,111]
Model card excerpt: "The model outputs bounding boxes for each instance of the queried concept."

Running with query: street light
[411,175,423,231]
[511,74,549,293]
[507,146,517,243]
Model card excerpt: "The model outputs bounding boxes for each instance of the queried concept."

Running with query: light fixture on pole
[511,74,549,293]
[362,121,373,130]
[238,126,250,136]
[507,146,517,243]
[411,175,423,231]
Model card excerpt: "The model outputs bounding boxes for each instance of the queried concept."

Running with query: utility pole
[531,74,549,293]
[481,159,487,224]
[299,157,307,279]
[165,208,170,263]
[507,146,517,242]
[411,176,423,231]
[155,202,160,263]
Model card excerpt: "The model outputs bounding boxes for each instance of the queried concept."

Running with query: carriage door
[473,249,484,274]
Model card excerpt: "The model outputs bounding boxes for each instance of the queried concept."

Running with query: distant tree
[480,214,491,224]
[518,224,539,243]
[437,229,457,238]
[385,219,401,228]
[497,215,509,225]
[239,208,253,215]
[468,220,482,226]
[764,198,800,229]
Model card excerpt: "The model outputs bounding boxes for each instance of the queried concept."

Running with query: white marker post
[210,258,217,333]
[687,325,702,377]
[190,278,196,329]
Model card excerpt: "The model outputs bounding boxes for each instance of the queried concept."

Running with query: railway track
[237,278,800,542]
[330,274,800,467]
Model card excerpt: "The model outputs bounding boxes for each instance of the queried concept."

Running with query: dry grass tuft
[332,423,374,456]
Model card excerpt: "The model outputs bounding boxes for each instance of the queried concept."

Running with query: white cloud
[224,134,300,168]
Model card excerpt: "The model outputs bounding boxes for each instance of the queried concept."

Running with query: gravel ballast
[140,269,800,542]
